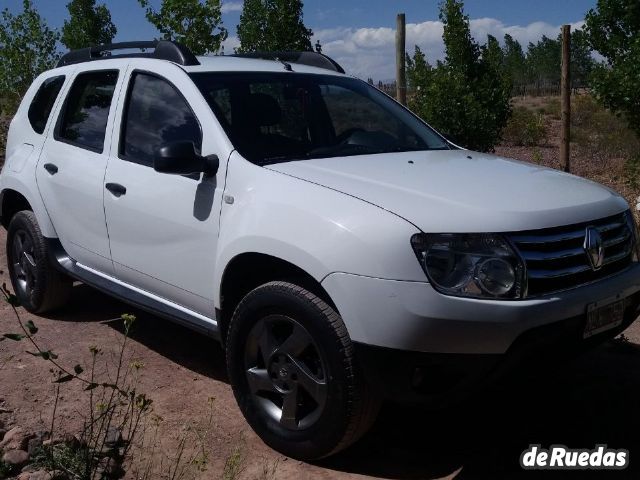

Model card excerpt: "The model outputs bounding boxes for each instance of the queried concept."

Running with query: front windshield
[190,72,449,165]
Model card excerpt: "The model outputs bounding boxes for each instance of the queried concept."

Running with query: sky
[4,0,598,80]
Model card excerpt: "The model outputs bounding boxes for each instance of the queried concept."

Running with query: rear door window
[56,70,119,152]
[28,75,66,134]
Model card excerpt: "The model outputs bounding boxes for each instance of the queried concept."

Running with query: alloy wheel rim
[12,230,36,299]
[244,314,328,431]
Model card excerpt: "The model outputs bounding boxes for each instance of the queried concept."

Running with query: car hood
[266,150,628,232]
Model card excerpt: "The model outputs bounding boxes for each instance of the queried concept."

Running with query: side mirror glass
[154,141,219,176]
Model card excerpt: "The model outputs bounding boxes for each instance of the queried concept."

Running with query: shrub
[624,154,640,189]
[541,97,561,119]
[1,113,10,167]
[502,106,547,146]
[571,95,640,159]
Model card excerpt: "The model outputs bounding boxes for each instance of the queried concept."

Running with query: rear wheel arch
[218,252,338,345]
[1,189,32,229]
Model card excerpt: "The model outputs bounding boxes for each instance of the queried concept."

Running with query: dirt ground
[2,232,640,480]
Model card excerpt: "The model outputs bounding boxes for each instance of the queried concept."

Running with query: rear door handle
[105,183,127,197]
[43,163,58,175]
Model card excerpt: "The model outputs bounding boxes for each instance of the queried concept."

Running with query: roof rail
[232,51,345,74]
[56,40,200,68]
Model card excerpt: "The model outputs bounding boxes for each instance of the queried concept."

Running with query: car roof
[50,40,348,79]
[43,54,347,80]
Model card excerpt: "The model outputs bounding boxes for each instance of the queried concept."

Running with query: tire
[226,281,379,460]
[6,210,72,313]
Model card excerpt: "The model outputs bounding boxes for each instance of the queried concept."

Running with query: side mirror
[154,142,219,176]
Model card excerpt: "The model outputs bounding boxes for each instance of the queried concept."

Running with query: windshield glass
[190,72,449,165]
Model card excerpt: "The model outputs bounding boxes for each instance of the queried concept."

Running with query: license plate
[584,296,625,339]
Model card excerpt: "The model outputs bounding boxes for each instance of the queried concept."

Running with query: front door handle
[43,163,58,175]
[105,183,127,197]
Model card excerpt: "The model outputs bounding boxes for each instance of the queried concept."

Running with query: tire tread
[7,211,71,313]
[227,280,379,459]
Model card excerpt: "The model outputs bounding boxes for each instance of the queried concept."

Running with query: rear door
[103,61,230,315]
[36,66,126,274]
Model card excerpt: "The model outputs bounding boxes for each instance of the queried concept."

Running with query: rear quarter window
[28,75,66,134]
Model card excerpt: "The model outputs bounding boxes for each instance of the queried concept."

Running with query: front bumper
[322,266,640,403]
[322,263,640,354]
[354,291,640,403]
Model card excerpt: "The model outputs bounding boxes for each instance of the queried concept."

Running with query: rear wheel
[226,281,379,460]
[6,211,72,313]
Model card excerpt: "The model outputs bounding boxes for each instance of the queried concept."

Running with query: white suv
[2,41,640,460]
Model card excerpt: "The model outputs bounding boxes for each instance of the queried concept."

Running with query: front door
[104,62,228,316]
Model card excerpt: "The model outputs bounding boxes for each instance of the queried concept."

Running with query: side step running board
[46,238,220,340]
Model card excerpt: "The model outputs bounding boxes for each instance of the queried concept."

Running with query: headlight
[411,233,526,299]
[624,210,640,262]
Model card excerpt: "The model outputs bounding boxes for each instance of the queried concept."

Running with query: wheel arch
[218,252,338,345]
[0,189,32,229]
[0,180,57,238]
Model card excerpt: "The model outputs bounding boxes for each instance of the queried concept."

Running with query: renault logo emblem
[584,227,604,271]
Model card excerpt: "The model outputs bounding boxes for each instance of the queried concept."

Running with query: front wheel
[226,281,379,460]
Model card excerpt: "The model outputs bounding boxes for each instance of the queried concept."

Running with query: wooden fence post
[396,13,407,106]
[560,24,571,173]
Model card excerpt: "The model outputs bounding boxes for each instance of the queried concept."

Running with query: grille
[508,212,635,297]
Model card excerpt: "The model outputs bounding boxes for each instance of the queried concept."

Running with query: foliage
[137,0,227,55]
[540,97,561,119]
[0,0,59,108]
[483,34,505,72]
[570,28,596,90]
[503,34,527,87]
[222,436,246,480]
[502,29,595,95]
[405,45,431,90]
[0,115,9,169]
[130,397,219,479]
[1,279,151,479]
[0,459,10,478]
[407,0,511,152]
[61,0,117,50]
[531,148,543,164]
[585,0,640,138]
[502,106,547,146]
[624,154,640,189]
[525,35,561,87]
[236,0,313,53]
[570,94,640,159]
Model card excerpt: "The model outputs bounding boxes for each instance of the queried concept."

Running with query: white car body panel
[322,266,640,353]
[34,61,130,274]
[1,71,71,238]
[268,151,629,233]
[214,151,426,309]
[103,59,233,315]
